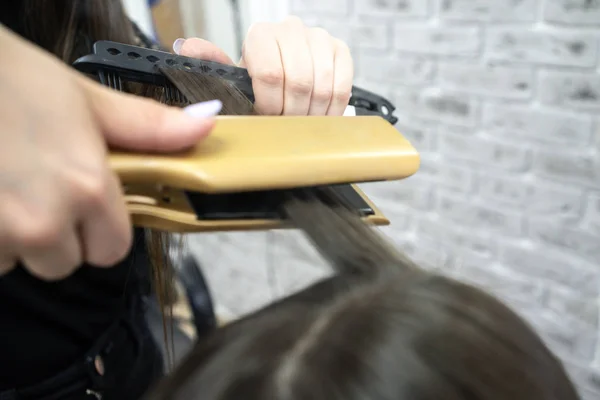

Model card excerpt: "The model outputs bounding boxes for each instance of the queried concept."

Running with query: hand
[173,16,354,116]
[0,26,220,280]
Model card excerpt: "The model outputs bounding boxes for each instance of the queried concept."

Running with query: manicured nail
[173,38,185,54]
[184,100,222,118]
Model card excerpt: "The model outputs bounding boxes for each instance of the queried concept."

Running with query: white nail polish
[173,38,185,54]
[184,100,223,118]
[343,105,356,116]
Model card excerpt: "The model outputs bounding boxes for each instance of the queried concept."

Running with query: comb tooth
[175,87,183,105]
[173,86,179,104]
[109,72,118,90]
[165,85,172,103]
[170,85,176,105]
[106,72,113,89]
[170,85,177,105]
[98,71,107,87]
[117,75,123,92]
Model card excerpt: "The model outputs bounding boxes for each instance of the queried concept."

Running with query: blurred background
[126,0,599,398]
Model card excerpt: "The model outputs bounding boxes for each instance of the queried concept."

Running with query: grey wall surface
[188,1,600,398]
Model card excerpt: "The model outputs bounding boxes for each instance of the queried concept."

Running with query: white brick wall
[188,0,600,398]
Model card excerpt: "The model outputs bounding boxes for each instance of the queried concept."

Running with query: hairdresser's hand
[0,26,219,280]
[173,16,354,116]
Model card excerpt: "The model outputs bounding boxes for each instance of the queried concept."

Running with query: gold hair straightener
[73,41,420,233]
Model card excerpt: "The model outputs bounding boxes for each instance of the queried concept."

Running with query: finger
[276,17,314,115]
[241,22,284,115]
[78,77,220,152]
[327,39,354,116]
[0,227,16,274]
[20,227,82,280]
[0,256,16,276]
[78,170,133,267]
[0,233,16,275]
[306,28,335,116]
[175,38,235,65]
[0,183,82,280]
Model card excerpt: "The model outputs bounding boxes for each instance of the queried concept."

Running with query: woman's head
[144,200,580,400]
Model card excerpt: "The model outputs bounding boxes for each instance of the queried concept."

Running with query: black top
[0,5,153,389]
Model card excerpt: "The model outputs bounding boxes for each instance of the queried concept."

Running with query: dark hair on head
[142,70,581,399]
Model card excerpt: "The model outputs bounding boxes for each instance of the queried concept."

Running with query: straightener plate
[123,184,388,233]
[184,184,374,220]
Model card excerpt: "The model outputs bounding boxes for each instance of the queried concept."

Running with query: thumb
[174,37,235,65]
[80,76,222,152]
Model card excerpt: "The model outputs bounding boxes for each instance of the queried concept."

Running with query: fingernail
[184,100,223,118]
[173,38,185,54]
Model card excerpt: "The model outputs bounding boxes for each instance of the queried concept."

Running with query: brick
[352,22,391,50]
[527,310,598,362]
[394,118,437,152]
[538,71,600,111]
[582,192,600,235]
[478,175,584,219]
[544,0,600,26]
[439,131,531,172]
[543,286,598,330]
[529,220,600,264]
[500,242,600,296]
[482,103,594,146]
[532,150,599,188]
[356,0,429,18]
[454,254,545,304]
[487,28,598,67]
[526,181,585,219]
[291,0,351,16]
[477,174,530,205]
[436,192,524,236]
[358,51,435,85]
[302,19,352,44]
[394,25,481,57]
[394,88,479,127]
[439,0,537,22]
[417,153,476,192]
[416,215,497,259]
[359,176,435,211]
[439,62,533,99]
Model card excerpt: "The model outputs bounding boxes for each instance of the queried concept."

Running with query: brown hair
[145,195,581,399]
[147,74,580,399]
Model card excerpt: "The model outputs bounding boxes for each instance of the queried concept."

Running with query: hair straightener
[72,41,420,233]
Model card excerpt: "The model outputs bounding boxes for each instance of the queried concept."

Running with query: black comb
[72,40,398,124]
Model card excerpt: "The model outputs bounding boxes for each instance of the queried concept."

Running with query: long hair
[141,73,581,399]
